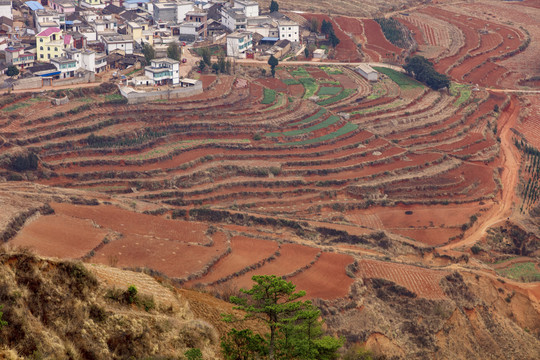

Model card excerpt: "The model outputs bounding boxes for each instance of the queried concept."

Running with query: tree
[222,275,343,360]
[142,43,155,64]
[167,41,180,61]
[198,60,206,72]
[200,47,212,66]
[403,55,450,90]
[309,18,320,33]
[218,53,227,73]
[6,65,19,77]
[268,55,279,78]
[304,46,310,58]
[270,0,279,13]
[329,32,340,48]
[212,62,220,73]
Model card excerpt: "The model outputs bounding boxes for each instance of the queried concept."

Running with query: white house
[0,0,11,20]
[235,0,259,18]
[50,56,77,78]
[143,57,180,85]
[227,31,252,58]
[177,1,195,23]
[222,7,247,32]
[278,20,300,43]
[101,34,134,55]
[65,48,96,72]
[356,64,378,82]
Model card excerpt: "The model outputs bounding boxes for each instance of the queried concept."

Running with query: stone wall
[118,82,203,104]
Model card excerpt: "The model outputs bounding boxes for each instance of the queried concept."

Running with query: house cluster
[0,0,302,87]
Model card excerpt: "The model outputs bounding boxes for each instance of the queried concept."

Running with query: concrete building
[4,46,35,68]
[278,20,300,43]
[34,10,62,33]
[50,56,77,78]
[102,34,134,55]
[185,9,208,37]
[144,57,180,85]
[95,53,108,73]
[36,27,73,61]
[235,0,258,18]
[355,64,378,81]
[65,48,96,72]
[222,7,246,32]
[227,31,252,58]
[49,0,76,14]
[0,0,11,20]
[153,3,177,23]
[80,0,106,9]
[127,21,153,46]
[177,1,195,24]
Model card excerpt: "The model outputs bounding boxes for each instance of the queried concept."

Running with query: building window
[40,46,43,50]
[40,54,44,59]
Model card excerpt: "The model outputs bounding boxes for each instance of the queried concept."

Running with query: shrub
[471,244,482,255]
[10,153,39,171]
[184,348,203,360]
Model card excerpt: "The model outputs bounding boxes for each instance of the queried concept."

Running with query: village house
[49,0,76,14]
[226,30,252,57]
[36,27,73,61]
[141,57,180,85]
[0,0,11,20]
[4,46,35,68]
[101,34,134,55]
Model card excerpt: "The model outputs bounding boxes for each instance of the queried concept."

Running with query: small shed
[355,64,378,82]
[313,49,325,59]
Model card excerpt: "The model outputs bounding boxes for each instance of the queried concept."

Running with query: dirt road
[442,96,522,250]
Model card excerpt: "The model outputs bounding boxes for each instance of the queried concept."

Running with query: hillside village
[0,0,306,91]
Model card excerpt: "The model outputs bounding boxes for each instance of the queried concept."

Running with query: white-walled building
[144,58,180,85]
[51,56,77,78]
[65,48,96,72]
[177,1,195,23]
[222,7,247,32]
[0,0,12,20]
[278,20,300,43]
[102,34,134,55]
[227,31,252,58]
[235,0,258,18]
[355,64,378,82]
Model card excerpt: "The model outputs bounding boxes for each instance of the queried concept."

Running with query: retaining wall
[118,82,203,104]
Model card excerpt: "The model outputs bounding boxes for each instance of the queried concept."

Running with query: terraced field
[0,54,513,300]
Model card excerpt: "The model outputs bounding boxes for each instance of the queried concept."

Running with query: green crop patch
[288,108,327,127]
[262,88,277,104]
[279,122,358,146]
[299,77,319,99]
[265,115,340,137]
[496,262,540,282]
[318,87,342,96]
[282,79,300,85]
[316,89,354,106]
[372,66,423,89]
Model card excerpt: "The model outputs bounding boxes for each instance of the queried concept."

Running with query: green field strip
[450,83,472,107]
[278,122,358,146]
[265,115,340,137]
[372,66,423,89]
[288,108,328,127]
[350,98,404,115]
[291,67,311,77]
[316,89,355,106]
[265,93,285,111]
[282,79,300,85]
[317,87,343,96]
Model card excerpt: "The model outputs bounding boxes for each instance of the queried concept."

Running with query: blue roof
[25,1,44,11]
[261,37,279,42]
[125,0,149,3]
[37,71,61,77]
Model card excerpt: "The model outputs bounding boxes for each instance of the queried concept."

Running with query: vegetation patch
[261,88,277,104]
[496,262,540,282]
[373,66,423,89]
[317,89,355,106]
[266,115,340,137]
[288,108,327,127]
[317,86,343,96]
[279,122,358,146]
[375,17,409,48]
[299,77,319,99]
[282,78,300,85]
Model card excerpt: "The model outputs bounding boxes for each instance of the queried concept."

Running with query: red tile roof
[36,27,61,37]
